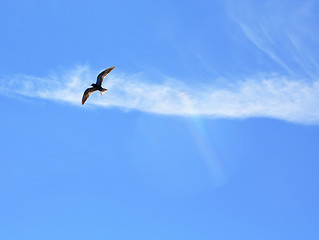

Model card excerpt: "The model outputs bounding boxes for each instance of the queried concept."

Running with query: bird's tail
[100,88,108,95]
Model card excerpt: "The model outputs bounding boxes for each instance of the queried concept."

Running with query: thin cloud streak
[228,0,319,79]
[1,66,319,124]
[237,23,294,75]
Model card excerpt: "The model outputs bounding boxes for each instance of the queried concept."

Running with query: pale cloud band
[1,66,319,124]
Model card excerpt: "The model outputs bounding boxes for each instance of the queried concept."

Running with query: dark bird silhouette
[82,67,115,105]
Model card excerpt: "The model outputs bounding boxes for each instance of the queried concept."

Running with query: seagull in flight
[82,66,115,105]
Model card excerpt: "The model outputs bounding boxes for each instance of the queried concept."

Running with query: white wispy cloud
[1,66,319,124]
[237,22,294,75]
[1,2,318,124]
[227,0,319,79]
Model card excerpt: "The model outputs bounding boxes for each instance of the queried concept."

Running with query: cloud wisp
[227,0,319,79]
[1,66,319,124]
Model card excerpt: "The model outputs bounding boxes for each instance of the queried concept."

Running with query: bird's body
[82,66,115,105]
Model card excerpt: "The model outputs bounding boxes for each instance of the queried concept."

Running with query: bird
[82,66,115,105]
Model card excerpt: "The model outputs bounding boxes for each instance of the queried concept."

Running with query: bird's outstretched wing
[82,87,97,105]
[96,66,115,86]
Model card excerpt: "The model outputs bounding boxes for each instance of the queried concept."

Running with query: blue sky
[1,0,319,239]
